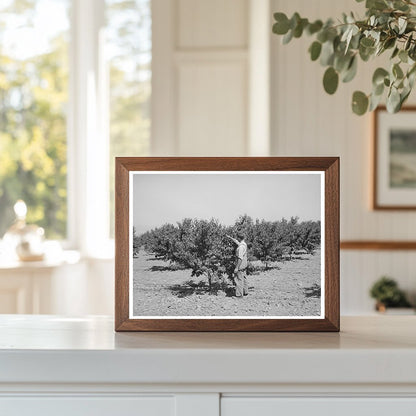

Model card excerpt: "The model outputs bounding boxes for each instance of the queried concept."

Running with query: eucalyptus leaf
[391,47,399,59]
[342,56,358,82]
[372,67,389,85]
[273,13,290,35]
[307,20,323,35]
[335,51,354,72]
[383,37,396,50]
[320,41,335,66]
[398,17,407,34]
[366,0,388,10]
[352,91,369,115]
[369,92,383,111]
[309,41,322,61]
[399,50,408,63]
[272,2,416,115]
[282,29,294,44]
[373,82,385,95]
[323,67,339,94]
[387,87,401,112]
[393,63,404,79]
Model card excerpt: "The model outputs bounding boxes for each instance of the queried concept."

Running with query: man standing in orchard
[227,232,248,297]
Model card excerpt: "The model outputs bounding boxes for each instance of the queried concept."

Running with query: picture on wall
[115,157,339,332]
[374,107,416,209]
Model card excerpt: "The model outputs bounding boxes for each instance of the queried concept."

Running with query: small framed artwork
[374,106,416,209]
[115,157,339,332]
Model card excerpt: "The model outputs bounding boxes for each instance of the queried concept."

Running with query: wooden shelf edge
[341,241,416,250]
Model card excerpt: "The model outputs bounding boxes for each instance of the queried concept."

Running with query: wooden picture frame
[373,106,416,210]
[115,157,339,332]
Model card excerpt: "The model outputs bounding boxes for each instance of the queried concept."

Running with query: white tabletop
[0,315,415,385]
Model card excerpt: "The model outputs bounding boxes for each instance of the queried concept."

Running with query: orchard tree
[282,216,301,260]
[296,221,321,254]
[140,223,178,260]
[252,220,284,268]
[132,227,140,257]
[172,219,236,291]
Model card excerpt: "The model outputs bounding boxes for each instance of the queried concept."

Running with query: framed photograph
[374,106,416,209]
[115,157,339,332]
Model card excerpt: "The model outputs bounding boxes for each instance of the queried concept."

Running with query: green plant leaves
[272,4,416,115]
[387,87,401,112]
[342,56,357,82]
[352,91,369,115]
[366,0,388,10]
[309,41,322,61]
[393,63,404,79]
[372,67,389,86]
[273,13,290,34]
[323,67,339,94]
[307,20,323,35]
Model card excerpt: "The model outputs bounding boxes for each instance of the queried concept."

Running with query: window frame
[67,0,112,257]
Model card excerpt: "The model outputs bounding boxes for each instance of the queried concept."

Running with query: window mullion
[69,0,109,256]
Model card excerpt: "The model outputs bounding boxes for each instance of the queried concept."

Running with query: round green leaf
[309,41,322,61]
[372,68,389,86]
[323,67,339,95]
[273,13,290,35]
[342,56,357,83]
[307,20,323,35]
[352,91,369,115]
[320,41,335,66]
[360,37,375,48]
[373,82,384,96]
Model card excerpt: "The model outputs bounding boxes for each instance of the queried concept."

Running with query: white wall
[271,0,416,313]
[152,0,271,156]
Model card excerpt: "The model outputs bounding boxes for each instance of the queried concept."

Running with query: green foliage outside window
[0,1,69,238]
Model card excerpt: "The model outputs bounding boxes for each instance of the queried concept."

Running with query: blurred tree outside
[0,0,151,240]
[107,0,151,237]
[0,0,70,238]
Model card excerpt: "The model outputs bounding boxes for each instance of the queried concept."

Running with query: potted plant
[369,276,413,313]
[272,0,416,115]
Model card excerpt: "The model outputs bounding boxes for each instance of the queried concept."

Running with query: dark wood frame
[341,240,416,250]
[373,106,416,210]
[115,157,340,332]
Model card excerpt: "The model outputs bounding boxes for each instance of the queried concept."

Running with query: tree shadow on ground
[249,265,281,275]
[303,283,321,298]
[147,263,187,272]
[169,279,235,298]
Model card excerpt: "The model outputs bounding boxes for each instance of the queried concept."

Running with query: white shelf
[0,315,416,387]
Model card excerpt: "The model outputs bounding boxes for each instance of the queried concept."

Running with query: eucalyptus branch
[272,0,416,115]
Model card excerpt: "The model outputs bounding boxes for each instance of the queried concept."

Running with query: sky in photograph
[132,173,322,235]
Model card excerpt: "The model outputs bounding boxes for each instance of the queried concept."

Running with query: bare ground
[132,251,321,317]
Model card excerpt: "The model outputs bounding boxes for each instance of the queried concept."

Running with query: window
[0,0,151,251]
[0,0,70,239]
[106,0,151,237]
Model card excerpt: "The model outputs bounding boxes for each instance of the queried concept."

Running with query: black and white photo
[130,172,324,319]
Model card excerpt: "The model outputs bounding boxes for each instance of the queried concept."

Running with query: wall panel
[177,0,248,49]
[177,61,247,156]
